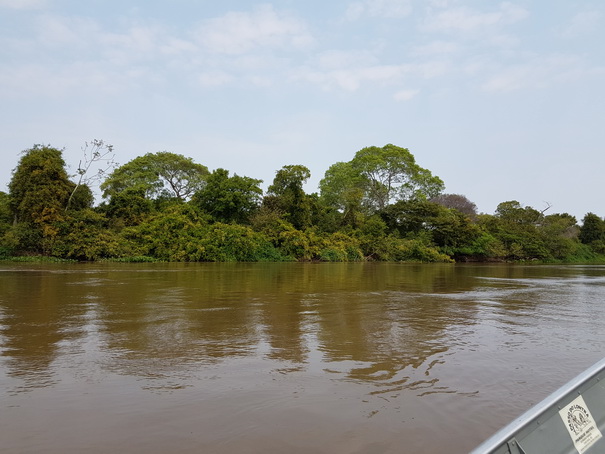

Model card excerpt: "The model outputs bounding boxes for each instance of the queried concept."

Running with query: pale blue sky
[1,0,604,219]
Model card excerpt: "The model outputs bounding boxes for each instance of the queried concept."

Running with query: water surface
[1,262,605,453]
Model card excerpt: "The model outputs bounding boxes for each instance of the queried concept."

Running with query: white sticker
[559,395,602,454]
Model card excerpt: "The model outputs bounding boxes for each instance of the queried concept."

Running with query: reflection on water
[1,263,605,453]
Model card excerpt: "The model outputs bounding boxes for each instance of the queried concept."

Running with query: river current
[1,262,605,453]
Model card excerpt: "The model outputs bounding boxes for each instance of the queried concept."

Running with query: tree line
[1,142,604,263]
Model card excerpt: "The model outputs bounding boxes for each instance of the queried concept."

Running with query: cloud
[0,0,46,9]
[296,60,447,92]
[34,14,100,48]
[0,5,319,97]
[198,71,234,87]
[345,0,413,20]
[422,2,529,34]
[314,49,379,69]
[100,24,167,64]
[0,61,132,98]
[394,89,419,101]
[193,4,313,55]
[481,55,589,92]
[410,40,459,57]
[297,65,398,91]
[562,10,601,38]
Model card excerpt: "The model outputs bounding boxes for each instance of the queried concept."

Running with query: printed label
[559,395,602,454]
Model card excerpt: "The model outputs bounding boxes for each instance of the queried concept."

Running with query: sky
[1,0,604,220]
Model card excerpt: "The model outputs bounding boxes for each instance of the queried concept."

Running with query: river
[1,262,605,453]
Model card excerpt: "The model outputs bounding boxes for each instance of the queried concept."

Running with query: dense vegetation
[1,143,603,263]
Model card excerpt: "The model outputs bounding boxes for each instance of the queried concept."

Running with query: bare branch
[66,139,117,211]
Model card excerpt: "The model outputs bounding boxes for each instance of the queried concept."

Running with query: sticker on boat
[559,395,602,453]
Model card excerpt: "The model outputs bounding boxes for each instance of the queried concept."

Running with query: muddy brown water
[1,262,605,453]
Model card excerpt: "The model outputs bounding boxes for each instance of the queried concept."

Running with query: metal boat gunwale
[470,356,605,454]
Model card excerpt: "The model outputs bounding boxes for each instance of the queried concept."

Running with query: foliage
[7,145,78,254]
[380,236,453,262]
[265,165,312,230]
[430,193,478,219]
[321,144,444,216]
[352,144,444,209]
[478,208,547,260]
[495,200,542,225]
[100,187,155,228]
[9,145,72,224]
[319,161,365,227]
[52,209,123,261]
[198,223,285,262]
[316,232,364,262]
[0,191,11,237]
[193,168,262,224]
[474,203,587,261]
[120,204,209,261]
[4,143,604,263]
[307,193,344,233]
[101,151,208,201]
[579,213,605,250]
[1,255,76,263]
[355,215,389,259]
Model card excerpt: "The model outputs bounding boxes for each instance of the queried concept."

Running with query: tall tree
[265,165,312,230]
[193,168,263,224]
[320,144,444,215]
[318,161,365,227]
[495,201,542,225]
[579,213,605,245]
[430,193,478,219]
[101,152,209,201]
[0,191,11,236]
[8,145,75,253]
[9,145,73,224]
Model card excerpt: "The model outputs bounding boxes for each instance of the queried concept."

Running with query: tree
[320,144,444,215]
[9,145,72,224]
[0,192,11,231]
[319,161,365,227]
[101,151,209,201]
[67,139,116,210]
[265,165,312,230]
[352,144,444,210]
[0,192,12,255]
[101,187,154,228]
[7,145,75,253]
[193,168,263,224]
[483,201,550,260]
[579,213,605,245]
[267,165,311,196]
[430,193,478,219]
[52,209,121,261]
[540,213,580,260]
[381,199,442,237]
[495,201,542,225]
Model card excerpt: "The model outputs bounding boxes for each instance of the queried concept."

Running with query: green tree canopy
[267,165,311,196]
[579,213,605,245]
[320,144,444,215]
[193,168,263,224]
[495,200,542,225]
[8,145,73,225]
[0,191,11,236]
[101,151,209,201]
[318,161,364,226]
[265,165,312,230]
[6,145,85,254]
